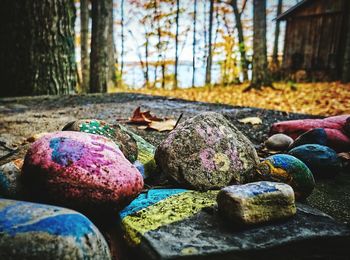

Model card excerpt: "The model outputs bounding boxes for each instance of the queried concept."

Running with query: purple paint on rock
[199,148,216,171]
[225,145,243,171]
[196,126,224,146]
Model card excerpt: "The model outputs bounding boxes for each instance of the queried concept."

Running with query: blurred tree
[0,0,77,96]
[342,2,350,83]
[118,0,125,88]
[246,0,272,91]
[272,0,282,68]
[205,0,214,86]
[80,0,90,93]
[192,0,198,88]
[174,0,180,89]
[90,0,110,93]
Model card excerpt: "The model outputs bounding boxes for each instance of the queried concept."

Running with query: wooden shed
[277,0,350,81]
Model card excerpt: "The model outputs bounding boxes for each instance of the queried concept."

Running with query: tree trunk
[192,0,198,88]
[174,0,180,89]
[0,0,77,97]
[230,0,248,81]
[246,0,272,91]
[119,0,125,88]
[272,0,283,67]
[205,0,214,86]
[342,6,350,82]
[107,0,116,88]
[80,0,90,93]
[90,0,109,93]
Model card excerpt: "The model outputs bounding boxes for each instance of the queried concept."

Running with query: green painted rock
[0,159,25,199]
[155,112,259,190]
[119,189,350,259]
[62,119,138,163]
[217,181,296,225]
[0,199,111,259]
[252,154,315,200]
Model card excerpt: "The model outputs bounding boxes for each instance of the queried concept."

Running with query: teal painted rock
[0,199,111,259]
[0,159,25,199]
[252,154,315,200]
[62,119,138,163]
[217,181,296,225]
[22,131,144,212]
[119,189,350,259]
[155,112,259,190]
[265,133,294,151]
[289,144,342,178]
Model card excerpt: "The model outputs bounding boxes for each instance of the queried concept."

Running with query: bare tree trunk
[119,0,125,88]
[174,0,180,89]
[0,0,77,97]
[107,0,116,88]
[80,0,90,93]
[90,0,109,93]
[205,0,214,86]
[230,0,248,81]
[192,0,198,88]
[342,4,350,82]
[246,0,272,91]
[272,0,283,67]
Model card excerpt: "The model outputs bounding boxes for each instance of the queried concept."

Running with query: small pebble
[265,133,294,151]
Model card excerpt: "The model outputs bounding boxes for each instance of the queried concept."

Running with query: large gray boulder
[155,112,259,190]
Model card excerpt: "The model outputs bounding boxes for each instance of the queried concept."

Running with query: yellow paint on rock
[122,190,218,245]
[213,153,230,172]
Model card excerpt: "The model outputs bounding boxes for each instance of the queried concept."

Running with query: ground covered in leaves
[114,82,350,116]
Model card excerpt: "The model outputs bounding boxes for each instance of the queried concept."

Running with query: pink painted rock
[155,112,259,191]
[22,131,144,211]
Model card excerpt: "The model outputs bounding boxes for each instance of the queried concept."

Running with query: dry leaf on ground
[238,117,262,125]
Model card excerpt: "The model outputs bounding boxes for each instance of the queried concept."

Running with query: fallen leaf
[128,107,162,124]
[148,119,177,132]
[13,158,24,169]
[238,117,262,125]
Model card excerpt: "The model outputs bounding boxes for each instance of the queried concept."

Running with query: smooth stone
[289,128,327,149]
[155,112,259,190]
[265,133,294,151]
[217,181,296,225]
[22,131,144,211]
[0,159,24,199]
[62,119,138,163]
[289,144,342,178]
[0,199,111,259]
[251,154,315,200]
[119,189,350,260]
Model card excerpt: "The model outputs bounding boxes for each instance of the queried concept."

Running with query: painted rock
[0,159,24,199]
[265,133,294,151]
[0,199,111,259]
[289,144,342,178]
[119,190,350,259]
[22,131,144,211]
[118,124,157,179]
[62,119,138,163]
[155,112,259,190]
[119,189,218,245]
[217,181,296,225]
[252,154,315,200]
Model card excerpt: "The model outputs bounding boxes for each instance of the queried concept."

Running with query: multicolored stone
[155,112,259,190]
[289,144,342,178]
[0,159,24,199]
[217,181,296,225]
[62,119,138,163]
[22,131,144,211]
[251,154,315,200]
[0,199,111,259]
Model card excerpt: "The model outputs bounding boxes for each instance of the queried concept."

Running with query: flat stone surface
[0,199,111,259]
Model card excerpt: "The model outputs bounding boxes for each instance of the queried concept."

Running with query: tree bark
[119,0,125,88]
[272,0,283,67]
[107,0,116,88]
[342,5,350,83]
[205,0,214,86]
[80,0,90,93]
[192,0,198,88]
[229,0,248,81]
[90,0,109,93]
[174,0,180,89]
[0,0,77,97]
[246,0,272,91]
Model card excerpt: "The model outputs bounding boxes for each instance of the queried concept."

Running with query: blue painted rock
[265,133,294,151]
[289,144,342,178]
[217,181,296,225]
[0,199,111,259]
[22,131,144,211]
[252,154,315,200]
[155,112,259,190]
[0,159,24,199]
[289,128,327,150]
[62,119,138,163]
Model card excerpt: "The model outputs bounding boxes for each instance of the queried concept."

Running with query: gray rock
[0,199,111,260]
[265,133,294,151]
[217,181,296,225]
[0,159,24,199]
[155,112,259,190]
